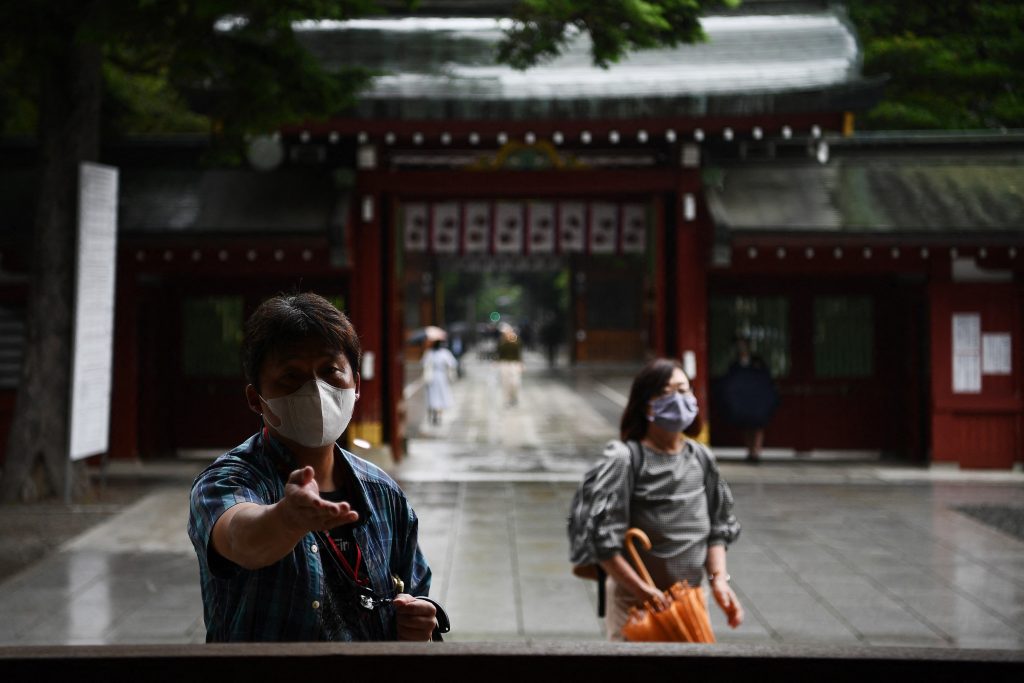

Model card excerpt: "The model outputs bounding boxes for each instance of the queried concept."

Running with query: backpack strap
[625,439,644,483]
[691,440,711,485]
[690,440,724,537]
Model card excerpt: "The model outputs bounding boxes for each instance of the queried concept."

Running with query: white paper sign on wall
[982,333,1012,375]
[952,313,982,394]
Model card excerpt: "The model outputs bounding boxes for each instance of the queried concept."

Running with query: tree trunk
[0,24,101,502]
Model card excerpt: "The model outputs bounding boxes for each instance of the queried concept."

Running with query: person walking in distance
[422,339,457,426]
[496,324,523,407]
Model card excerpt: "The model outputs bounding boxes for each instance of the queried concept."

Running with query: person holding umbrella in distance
[421,331,457,427]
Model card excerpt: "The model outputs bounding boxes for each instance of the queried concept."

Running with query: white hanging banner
[463,202,491,253]
[621,203,647,254]
[952,313,982,393]
[431,202,460,254]
[403,203,429,252]
[589,202,618,254]
[527,202,555,254]
[69,162,119,461]
[494,202,524,254]
[559,201,586,253]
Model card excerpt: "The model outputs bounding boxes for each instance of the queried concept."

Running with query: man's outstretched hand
[280,466,359,533]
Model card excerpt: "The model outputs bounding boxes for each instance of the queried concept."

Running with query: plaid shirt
[187,431,432,642]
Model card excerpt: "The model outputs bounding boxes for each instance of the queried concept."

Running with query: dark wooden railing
[2,642,1021,682]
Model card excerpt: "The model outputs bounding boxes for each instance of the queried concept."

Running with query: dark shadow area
[2,642,1021,683]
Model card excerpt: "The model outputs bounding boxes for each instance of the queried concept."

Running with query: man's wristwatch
[708,572,731,585]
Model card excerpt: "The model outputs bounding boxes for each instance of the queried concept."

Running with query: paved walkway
[0,355,1022,648]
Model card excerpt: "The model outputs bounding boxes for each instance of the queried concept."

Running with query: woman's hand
[636,583,670,610]
[711,578,744,628]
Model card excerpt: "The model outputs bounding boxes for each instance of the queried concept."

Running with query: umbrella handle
[624,528,656,587]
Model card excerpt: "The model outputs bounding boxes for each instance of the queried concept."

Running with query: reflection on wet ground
[0,353,1021,647]
[410,476,1024,646]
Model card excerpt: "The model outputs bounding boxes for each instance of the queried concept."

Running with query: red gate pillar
[673,171,710,441]
[671,172,712,444]
[386,195,404,463]
[347,186,386,455]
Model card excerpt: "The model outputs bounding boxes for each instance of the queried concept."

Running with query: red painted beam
[356,169,680,196]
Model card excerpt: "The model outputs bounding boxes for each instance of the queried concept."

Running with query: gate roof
[296,4,878,120]
[706,149,1024,236]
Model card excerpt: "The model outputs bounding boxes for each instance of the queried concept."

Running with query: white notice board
[982,333,1012,375]
[951,313,981,394]
[69,162,119,460]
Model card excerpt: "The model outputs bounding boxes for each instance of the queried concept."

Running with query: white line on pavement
[403,377,425,400]
[593,381,628,407]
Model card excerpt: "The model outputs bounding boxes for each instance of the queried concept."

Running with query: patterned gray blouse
[590,438,739,589]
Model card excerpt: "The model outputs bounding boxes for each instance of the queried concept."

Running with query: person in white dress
[422,340,457,425]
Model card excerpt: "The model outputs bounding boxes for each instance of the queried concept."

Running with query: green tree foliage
[1,1,734,138]
[499,0,739,69]
[0,0,720,501]
[0,1,381,141]
[0,0,393,502]
[848,0,1024,129]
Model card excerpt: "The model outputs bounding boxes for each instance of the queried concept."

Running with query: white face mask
[260,379,356,448]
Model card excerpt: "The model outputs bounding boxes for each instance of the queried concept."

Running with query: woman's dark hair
[242,292,361,392]
[620,358,684,442]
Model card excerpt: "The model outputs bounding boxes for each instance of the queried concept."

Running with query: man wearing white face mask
[188,293,446,642]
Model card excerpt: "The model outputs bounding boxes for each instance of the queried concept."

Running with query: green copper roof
[706,152,1024,233]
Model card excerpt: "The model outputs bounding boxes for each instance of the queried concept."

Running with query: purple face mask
[649,392,698,433]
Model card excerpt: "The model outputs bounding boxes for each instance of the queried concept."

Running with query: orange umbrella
[620,528,716,643]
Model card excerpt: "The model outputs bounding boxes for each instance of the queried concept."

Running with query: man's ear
[354,374,361,401]
[244,384,263,416]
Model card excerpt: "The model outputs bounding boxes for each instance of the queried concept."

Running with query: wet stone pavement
[0,353,1022,648]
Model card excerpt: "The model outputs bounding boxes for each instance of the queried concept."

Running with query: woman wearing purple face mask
[586,358,743,640]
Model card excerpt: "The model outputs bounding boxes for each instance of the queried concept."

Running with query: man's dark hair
[242,292,361,392]
[620,358,683,442]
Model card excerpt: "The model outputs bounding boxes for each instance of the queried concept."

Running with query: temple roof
[706,150,1024,235]
[117,169,344,234]
[296,4,879,120]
